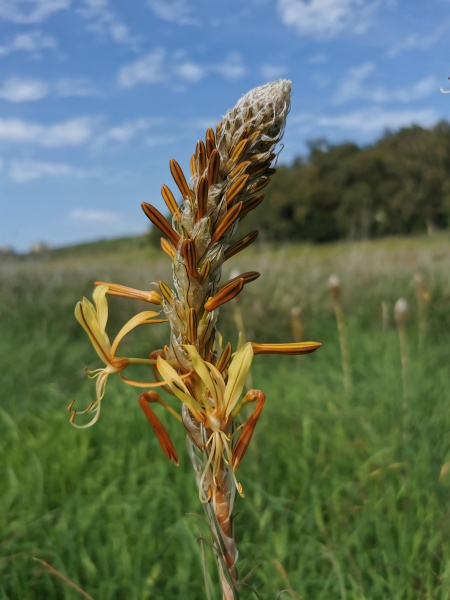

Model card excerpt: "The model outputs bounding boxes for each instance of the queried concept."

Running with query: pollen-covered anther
[205,127,216,157]
[229,137,250,163]
[159,280,174,304]
[181,239,198,279]
[216,342,232,374]
[225,174,249,206]
[196,176,209,221]
[251,341,322,355]
[198,259,211,284]
[196,140,207,174]
[250,176,271,194]
[207,149,220,185]
[218,271,260,292]
[240,194,265,219]
[204,278,244,312]
[187,308,198,344]
[210,201,242,245]
[160,237,176,258]
[228,160,252,180]
[161,184,180,218]
[224,229,259,260]
[141,202,180,247]
[170,158,192,200]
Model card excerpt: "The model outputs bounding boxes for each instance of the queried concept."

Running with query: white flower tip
[394,298,409,324]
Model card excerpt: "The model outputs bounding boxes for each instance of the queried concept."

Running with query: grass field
[1,233,450,599]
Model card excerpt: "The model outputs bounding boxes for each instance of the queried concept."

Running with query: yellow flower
[70,285,164,428]
[156,342,260,499]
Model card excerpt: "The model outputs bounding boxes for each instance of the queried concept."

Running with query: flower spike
[72,81,322,596]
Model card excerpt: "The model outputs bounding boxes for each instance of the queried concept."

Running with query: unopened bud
[394,298,409,325]
[328,274,341,299]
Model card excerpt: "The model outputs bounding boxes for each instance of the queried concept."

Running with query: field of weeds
[1,234,450,599]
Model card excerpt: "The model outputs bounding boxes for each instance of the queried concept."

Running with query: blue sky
[0,0,449,252]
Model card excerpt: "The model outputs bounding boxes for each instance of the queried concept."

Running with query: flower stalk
[71,80,321,598]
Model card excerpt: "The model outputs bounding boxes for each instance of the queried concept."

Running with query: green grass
[1,234,450,599]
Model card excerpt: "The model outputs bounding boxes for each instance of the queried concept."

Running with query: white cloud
[0,78,48,102]
[70,208,120,222]
[276,0,381,37]
[145,134,176,147]
[214,53,246,81]
[0,76,99,102]
[260,64,288,80]
[0,31,57,56]
[0,117,95,146]
[118,49,247,88]
[93,118,154,147]
[294,107,439,135]
[147,0,198,25]
[118,49,167,87]
[388,22,449,57]
[78,0,139,47]
[308,53,328,64]
[173,59,205,83]
[9,159,101,182]
[334,63,438,104]
[54,78,99,98]
[0,0,70,23]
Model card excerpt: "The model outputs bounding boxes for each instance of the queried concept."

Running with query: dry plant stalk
[394,297,409,422]
[70,80,321,599]
[328,274,352,396]
[413,273,430,349]
[290,306,303,342]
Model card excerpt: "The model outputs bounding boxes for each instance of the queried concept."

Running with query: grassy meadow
[1,233,450,599]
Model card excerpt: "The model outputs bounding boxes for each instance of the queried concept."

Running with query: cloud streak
[333,63,439,104]
[293,106,439,135]
[9,159,101,182]
[0,30,57,56]
[69,208,121,222]
[276,0,381,37]
[0,0,70,24]
[0,77,99,102]
[78,0,139,48]
[147,0,198,26]
[117,49,246,88]
[0,117,95,146]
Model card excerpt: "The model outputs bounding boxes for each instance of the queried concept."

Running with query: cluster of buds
[71,80,321,595]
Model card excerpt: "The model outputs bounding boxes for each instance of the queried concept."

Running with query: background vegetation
[1,229,450,598]
[148,122,450,248]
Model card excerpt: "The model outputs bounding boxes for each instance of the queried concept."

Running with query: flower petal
[111,310,163,355]
[139,393,179,465]
[93,285,109,333]
[156,356,204,413]
[184,345,221,409]
[75,300,111,365]
[223,342,254,418]
[232,390,265,470]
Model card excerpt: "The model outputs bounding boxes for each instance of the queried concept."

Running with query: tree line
[150,121,450,246]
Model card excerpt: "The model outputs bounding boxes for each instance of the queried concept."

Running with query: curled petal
[232,390,265,470]
[139,393,179,465]
[111,310,165,355]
